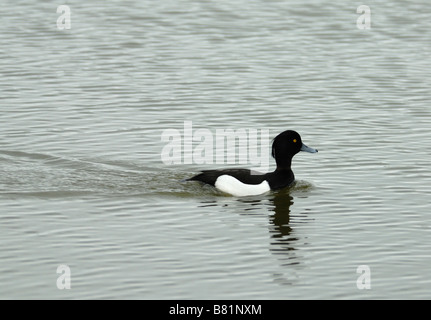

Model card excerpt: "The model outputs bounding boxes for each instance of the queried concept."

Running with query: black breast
[264,169,295,190]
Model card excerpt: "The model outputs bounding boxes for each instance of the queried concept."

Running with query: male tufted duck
[187,130,318,196]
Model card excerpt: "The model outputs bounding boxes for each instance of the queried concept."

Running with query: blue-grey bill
[301,143,318,153]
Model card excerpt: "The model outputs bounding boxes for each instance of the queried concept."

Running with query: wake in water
[0,149,316,199]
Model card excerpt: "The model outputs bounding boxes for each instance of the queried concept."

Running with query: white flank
[214,175,271,197]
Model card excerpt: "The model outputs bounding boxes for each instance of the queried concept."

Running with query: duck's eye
[293,139,297,143]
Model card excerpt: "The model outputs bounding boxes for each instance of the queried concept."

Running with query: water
[1,0,430,299]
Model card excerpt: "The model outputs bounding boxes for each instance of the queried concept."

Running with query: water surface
[1,0,430,299]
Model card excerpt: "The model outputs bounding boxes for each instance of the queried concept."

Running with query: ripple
[1,0,431,299]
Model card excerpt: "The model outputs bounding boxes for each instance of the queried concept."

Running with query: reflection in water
[269,191,308,286]
[269,192,296,253]
[197,187,311,272]
[268,191,301,288]
[195,183,314,288]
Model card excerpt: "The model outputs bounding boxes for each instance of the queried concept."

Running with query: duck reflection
[197,188,309,266]
[196,188,310,287]
[268,192,295,248]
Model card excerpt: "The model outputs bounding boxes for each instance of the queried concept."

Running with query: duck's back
[188,169,267,186]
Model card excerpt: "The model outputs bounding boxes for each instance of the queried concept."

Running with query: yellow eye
[293,139,297,143]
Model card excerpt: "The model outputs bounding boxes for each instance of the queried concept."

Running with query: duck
[187,130,318,196]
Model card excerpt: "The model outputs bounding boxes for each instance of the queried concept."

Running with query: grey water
[1,0,430,299]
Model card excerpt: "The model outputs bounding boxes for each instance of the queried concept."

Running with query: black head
[271,130,318,169]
